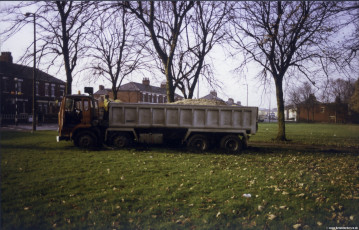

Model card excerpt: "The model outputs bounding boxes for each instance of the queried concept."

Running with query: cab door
[82,98,91,124]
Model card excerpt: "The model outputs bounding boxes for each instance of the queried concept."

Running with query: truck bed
[109,103,258,134]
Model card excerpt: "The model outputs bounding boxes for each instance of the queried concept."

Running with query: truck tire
[75,131,97,148]
[220,135,242,154]
[112,133,132,148]
[187,134,209,152]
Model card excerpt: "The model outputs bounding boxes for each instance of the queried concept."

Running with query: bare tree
[289,82,318,122]
[85,4,148,100]
[320,78,355,104]
[172,2,232,99]
[123,1,194,102]
[350,78,359,113]
[229,1,343,140]
[339,2,359,63]
[1,1,97,94]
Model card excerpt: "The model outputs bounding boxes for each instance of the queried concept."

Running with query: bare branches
[172,1,232,99]
[123,1,195,102]
[84,3,149,100]
[228,1,343,140]
[1,1,98,94]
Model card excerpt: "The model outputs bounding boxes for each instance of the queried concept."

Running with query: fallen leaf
[242,194,251,198]
[296,193,305,197]
[268,214,276,220]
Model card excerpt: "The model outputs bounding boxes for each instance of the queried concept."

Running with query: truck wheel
[187,134,209,152]
[220,135,242,154]
[75,131,97,148]
[112,133,131,148]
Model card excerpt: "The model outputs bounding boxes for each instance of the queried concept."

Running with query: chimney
[142,77,150,86]
[210,90,217,97]
[99,85,105,91]
[227,98,234,105]
[0,52,13,63]
[160,81,166,89]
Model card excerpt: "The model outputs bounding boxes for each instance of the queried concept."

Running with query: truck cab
[57,92,103,148]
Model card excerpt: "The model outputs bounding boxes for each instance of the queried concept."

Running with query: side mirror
[84,87,93,96]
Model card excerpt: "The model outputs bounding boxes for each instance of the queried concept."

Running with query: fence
[0,113,58,125]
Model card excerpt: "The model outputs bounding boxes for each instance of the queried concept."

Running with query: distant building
[226,98,241,106]
[258,108,278,122]
[201,90,241,106]
[296,102,356,123]
[201,90,224,102]
[0,52,66,124]
[94,78,183,106]
[284,105,297,121]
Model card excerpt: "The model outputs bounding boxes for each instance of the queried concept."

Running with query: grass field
[252,123,359,148]
[1,123,359,229]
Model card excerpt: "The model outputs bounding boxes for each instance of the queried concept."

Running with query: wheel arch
[72,127,101,144]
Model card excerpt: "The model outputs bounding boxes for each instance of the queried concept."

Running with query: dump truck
[57,87,258,153]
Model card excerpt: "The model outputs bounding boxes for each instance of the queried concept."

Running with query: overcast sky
[3,1,354,110]
[1,21,279,110]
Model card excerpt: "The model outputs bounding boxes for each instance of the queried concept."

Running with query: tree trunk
[57,1,72,95]
[112,86,118,100]
[274,78,286,141]
[63,50,72,95]
[66,78,72,95]
[165,67,175,102]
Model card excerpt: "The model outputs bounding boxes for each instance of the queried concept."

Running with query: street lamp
[25,12,37,132]
[243,83,248,106]
[14,78,18,126]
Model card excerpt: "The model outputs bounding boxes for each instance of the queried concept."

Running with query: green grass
[1,126,359,229]
[252,123,359,148]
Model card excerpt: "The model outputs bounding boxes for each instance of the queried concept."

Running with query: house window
[321,107,325,113]
[51,84,55,97]
[22,102,26,113]
[45,83,49,96]
[59,85,65,97]
[36,81,40,96]
[38,103,43,112]
[15,81,22,93]
[2,77,9,92]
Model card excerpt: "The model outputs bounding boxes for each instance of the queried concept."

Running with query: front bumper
[56,136,69,142]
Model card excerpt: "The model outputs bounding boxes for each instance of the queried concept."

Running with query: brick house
[0,52,66,124]
[296,102,357,123]
[94,78,183,106]
[201,90,225,103]
[200,90,242,106]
